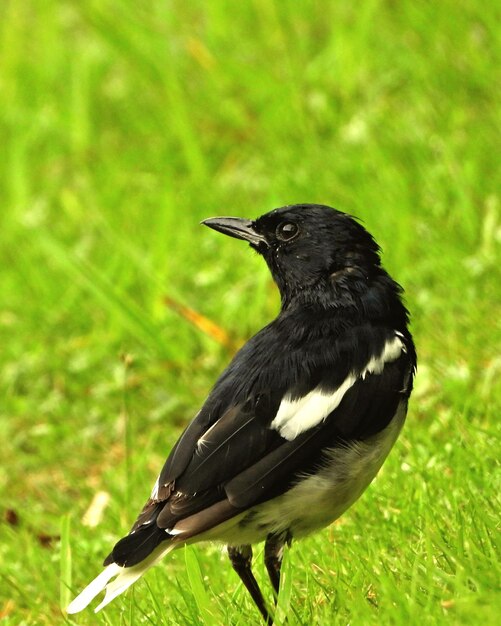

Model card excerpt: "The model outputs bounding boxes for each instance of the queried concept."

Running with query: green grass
[0,0,499,624]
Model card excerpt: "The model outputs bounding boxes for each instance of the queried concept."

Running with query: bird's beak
[201,217,267,247]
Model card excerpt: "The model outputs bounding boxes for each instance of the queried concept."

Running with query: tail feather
[66,542,178,614]
[66,563,121,614]
[108,524,167,567]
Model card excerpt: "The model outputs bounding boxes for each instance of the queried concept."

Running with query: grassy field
[0,1,499,624]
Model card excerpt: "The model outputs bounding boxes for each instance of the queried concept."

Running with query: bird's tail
[66,542,178,614]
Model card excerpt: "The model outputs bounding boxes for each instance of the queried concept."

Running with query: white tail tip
[66,542,177,614]
[66,563,121,614]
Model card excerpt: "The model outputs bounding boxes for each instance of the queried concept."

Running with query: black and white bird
[67,204,416,623]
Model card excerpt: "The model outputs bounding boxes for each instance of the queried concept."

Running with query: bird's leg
[228,544,272,624]
[264,530,292,602]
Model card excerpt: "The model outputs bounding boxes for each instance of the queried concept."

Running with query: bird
[67,203,416,623]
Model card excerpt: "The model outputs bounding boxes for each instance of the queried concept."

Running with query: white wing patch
[361,334,405,378]
[271,376,356,441]
[271,335,404,441]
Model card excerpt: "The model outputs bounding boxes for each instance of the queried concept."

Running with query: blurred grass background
[0,1,499,624]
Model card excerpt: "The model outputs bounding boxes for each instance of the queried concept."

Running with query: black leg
[228,544,272,624]
[264,530,292,601]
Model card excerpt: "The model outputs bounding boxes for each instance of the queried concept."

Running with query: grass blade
[59,514,72,611]
[184,546,217,626]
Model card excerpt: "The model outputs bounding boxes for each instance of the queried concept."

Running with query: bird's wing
[106,330,414,567]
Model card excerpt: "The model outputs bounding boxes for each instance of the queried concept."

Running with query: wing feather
[110,328,414,566]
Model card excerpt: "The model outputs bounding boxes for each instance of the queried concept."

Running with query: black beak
[202,217,267,247]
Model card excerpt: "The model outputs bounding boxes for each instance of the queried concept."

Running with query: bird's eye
[276,222,299,241]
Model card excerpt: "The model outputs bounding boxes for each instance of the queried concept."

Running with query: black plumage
[68,204,416,623]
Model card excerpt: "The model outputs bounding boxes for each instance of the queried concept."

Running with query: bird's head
[203,204,385,309]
